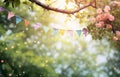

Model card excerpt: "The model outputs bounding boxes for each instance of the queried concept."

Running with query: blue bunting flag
[53,28,58,35]
[76,30,82,36]
[15,16,22,24]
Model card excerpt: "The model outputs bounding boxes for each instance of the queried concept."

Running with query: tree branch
[29,0,97,14]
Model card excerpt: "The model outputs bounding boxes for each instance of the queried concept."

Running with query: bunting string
[0,6,88,37]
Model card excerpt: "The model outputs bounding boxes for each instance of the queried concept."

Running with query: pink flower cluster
[112,1,120,41]
[112,1,120,6]
[93,5,120,41]
[95,5,115,28]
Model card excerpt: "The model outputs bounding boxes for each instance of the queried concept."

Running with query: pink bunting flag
[67,30,74,36]
[8,12,14,20]
[34,23,41,30]
[82,28,88,37]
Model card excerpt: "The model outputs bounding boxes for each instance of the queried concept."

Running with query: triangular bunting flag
[8,12,14,20]
[82,28,88,37]
[59,30,65,35]
[34,23,41,30]
[15,16,22,24]
[43,26,49,33]
[24,19,29,26]
[53,28,58,35]
[67,30,74,36]
[0,7,4,12]
[76,30,81,36]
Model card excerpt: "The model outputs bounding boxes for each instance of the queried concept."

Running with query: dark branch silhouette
[29,0,97,14]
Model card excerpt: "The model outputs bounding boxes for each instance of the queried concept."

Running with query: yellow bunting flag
[24,19,29,26]
[59,30,65,35]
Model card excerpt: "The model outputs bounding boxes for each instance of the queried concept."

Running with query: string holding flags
[52,28,87,37]
[0,6,29,27]
[0,6,88,37]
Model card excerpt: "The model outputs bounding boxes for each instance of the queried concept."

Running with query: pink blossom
[112,1,119,4]
[95,21,104,28]
[104,5,111,12]
[99,21,104,26]
[116,31,120,36]
[108,14,115,21]
[96,14,104,21]
[103,13,115,21]
[97,8,103,14]
[112,1,120,6]
[103,13,110,20]
[106,24,112,29]
[113,36,118,41]
[95,23,101,28]
[117,2,120,6]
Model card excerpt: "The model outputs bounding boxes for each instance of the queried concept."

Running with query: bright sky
[48,0,88,30]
